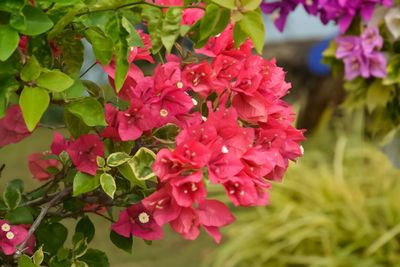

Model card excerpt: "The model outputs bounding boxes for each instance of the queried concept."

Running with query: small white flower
[6,231,14,240]
[1,223,10,232]
[138,212,150,224]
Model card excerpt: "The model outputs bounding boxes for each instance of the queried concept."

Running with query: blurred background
[2,9,400,267]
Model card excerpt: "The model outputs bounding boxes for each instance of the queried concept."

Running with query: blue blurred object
[307,39,332,76]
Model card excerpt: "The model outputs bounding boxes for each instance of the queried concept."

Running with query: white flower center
[6,231,14,240]
[138,212,150,224]
[191,183,198,191]
[176,81,184,88]
[221,146,229,154]
[160,109,169,117]
[192,98,198,105]
[300,145,304,155]
[1,223,10,232]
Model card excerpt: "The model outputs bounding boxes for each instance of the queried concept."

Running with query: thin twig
[16,187,72,257]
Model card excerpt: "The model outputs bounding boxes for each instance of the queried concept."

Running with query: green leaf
[75,216,95,243]
[48,4,84,39]
[97,157,106,168]
[240,0,262,11]
[110,231,133,253]
[78,249,109,267]
[56,28,84,75]
[19,86,50,131]
[114,17,129,93]
[0,0,24,13]
[100,173,116,198]
[0,25,19,61]
[64,110,91,138]
[21,56,42,82]
[107,152,131,167]
[36,222,68,255]
[17,6,54,36]
[66,97,107,127]
[74,238,89,258]
[3,180,23,210]
[49,255,72,267]
[27,35,53,68]
[131,147,157,181]
[120,17,144,48]
[36,70,74,92]
[238,10,265,54]
[85,27,113,65]
[142,6,163,53]
[197,4,230,46]
[117,163,146,188]
[212,0,236,9]
[366,80,393,113]
[152,123,180,144]
[233,23,247,48]
[5,207,34,224]
[72,261,89,267]
[57,247,70,261]
[73,172,100,196]
[33,247,44,265]
[18,254,37,267]
[161,8,182,53]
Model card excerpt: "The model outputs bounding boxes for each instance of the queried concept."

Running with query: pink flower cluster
[0,105,31,148]
[336,26,387,80]
[111,25,305,242]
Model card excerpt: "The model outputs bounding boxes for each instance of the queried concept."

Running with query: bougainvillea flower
[336,27,387,80]
[182,61,215,97]
[129,30,154,63]
[103,62,144,101]
[50,132,70,155]
[335,36,362,59]
[170,172,207,207]
[0,105,31,148]
[197,200,235,243]
[142,185,182,225]
[66,134,104,175]
[222,174,259,206]
[28,152,61,181]
[170,207,200,240]
[0,220,29,255]
[232,92,269,123]
[173,140,212,169]
[367,52,387,78]
[100,104,121,141]
[361,26,383,53]
[261,0,299,32]
[153,149,186,181]
[182,8,204,25]
[112,203,163,240]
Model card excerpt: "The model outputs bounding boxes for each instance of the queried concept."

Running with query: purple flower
[343,54,368,80]
[260,0,301,32]
[336,36,362,59]
[367,52,387,78]
[336,26,387,80]
[361,26,383,53]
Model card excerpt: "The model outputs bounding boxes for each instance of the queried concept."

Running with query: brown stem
[15,187,72,257]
